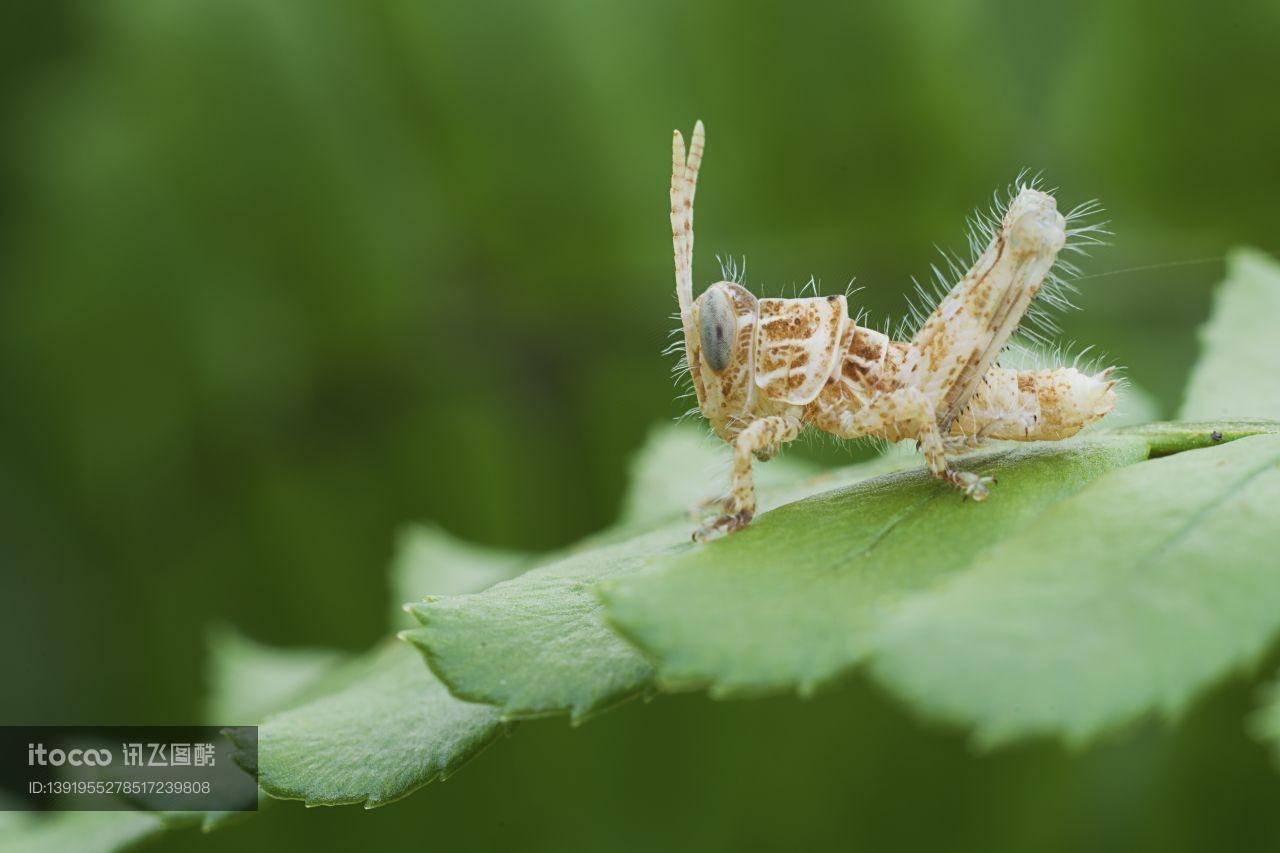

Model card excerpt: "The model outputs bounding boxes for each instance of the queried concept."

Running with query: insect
[670,121,1118,541]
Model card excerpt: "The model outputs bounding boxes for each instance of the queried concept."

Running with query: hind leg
[902,189,1067,432]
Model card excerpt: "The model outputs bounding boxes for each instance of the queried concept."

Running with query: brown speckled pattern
[670,123,1117,540]
[754,295,850,406]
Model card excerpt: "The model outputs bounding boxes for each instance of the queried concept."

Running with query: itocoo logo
[27,743,113,766]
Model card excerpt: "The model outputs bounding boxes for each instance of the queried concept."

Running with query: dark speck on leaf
[1210,429,1223,442]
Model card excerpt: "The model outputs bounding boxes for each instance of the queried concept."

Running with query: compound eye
[699,286,736,373]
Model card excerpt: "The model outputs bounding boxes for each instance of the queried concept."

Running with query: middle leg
[916,414,996,501]
[856,386,995,501]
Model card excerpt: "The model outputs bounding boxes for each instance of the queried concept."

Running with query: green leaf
[1249,674,1280,768]
[389,523,529,626]
[870,433,1280,747]
[1115,419,1280,456]
[0,812,165,853]
[601,435,1151,698]
[235,639,510,807]
[1251,675,1280,739]
[199,628,352,832]
[205,626,348,723]
[216,514,533,808]
[1180,248,1280,420]
[404,427,914,722]
[405,527,672,722]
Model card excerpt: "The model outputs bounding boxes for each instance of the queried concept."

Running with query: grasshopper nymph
[670,121,1117,541]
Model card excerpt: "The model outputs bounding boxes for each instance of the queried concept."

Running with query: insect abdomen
[948,366,1118,442]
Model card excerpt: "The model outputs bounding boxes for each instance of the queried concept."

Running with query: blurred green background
[3,0,1280,850]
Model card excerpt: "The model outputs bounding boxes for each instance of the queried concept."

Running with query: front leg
[695,414,803,542]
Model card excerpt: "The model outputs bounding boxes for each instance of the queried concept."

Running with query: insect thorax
[690,282,861,441]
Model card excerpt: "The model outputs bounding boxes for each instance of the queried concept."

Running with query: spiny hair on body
[715,253,860,301]
[995,339,1128,410]
[665,174,1112,423]
[896,172,1109,345]
[670,173,1106,360]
